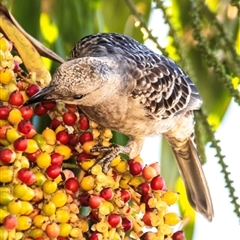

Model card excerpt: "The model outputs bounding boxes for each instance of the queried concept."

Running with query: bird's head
[24,57,113,106]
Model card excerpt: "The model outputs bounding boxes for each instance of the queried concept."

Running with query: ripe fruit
[17,120,32,134]
[0,148,16,163]
[0,166,13,183]
[34,103,48,116]
[162,191,179,205]
[16,216,32,231]
[41,100,56,110]
[13,136,28,152]
[79,132,93,144]
[36,152,51,168]
[25,84,40,97]
[45,222,60,238]
[78,116,89,130]
[89,195,102,209]
[120,189,131,203]
[172,230,185,240]
[17,168,36,185]
[64,177,79,194]
[100,188,113,201]
[107,213,122,228]
[3,214,17,231]
[142,165,157,181]
[51,191,68,208]
[8,90,24,106]
[150,175,166,191]
[50,152,64,166]
[7,108,22,125]
[20,105,34,120]
[0,106,10,119]
[0,68,14,84]
[62,111,77,126]
[164,212,181,226]
[129,161,143,176]
[45,165,61,179]
[56,130,70,144]
[122,218,133,231]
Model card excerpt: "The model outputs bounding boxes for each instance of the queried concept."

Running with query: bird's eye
[73,94,85,100]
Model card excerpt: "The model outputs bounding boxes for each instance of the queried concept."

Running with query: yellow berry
[42,127,56,145]
[16,216,32,231]
[115,160,128,173]
[6,127,20,143]
[0,37,10,51]
[162,191,179,205]
[0,68,14,84]
[51,191,68,208]
[0,166,13,183]
[0,86,10,101]
[164,212,182,226]
[55,144,71,160]
[80,175,95,191]
[25,139,39,153]
[7,108,22,125]
[36,152,51,168]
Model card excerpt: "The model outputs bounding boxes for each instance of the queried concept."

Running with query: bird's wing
[130,53,202,119]
[68,33,202,119]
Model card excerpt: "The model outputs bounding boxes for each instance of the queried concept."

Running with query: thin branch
[123,0,167,55]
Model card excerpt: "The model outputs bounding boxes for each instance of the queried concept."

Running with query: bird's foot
[90,144,131,173]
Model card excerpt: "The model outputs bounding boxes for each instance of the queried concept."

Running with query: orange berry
[82,140,98,155]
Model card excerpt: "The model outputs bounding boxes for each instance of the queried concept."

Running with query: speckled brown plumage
[25,33,213,221]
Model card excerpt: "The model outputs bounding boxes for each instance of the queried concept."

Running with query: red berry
[78,193,90,206]
[50,153,64,166]
[89,194,102,209]
[122,217,133,231]
[64,177,80,194]
[0,105,11,119]
[42,100,57,110]
[17,120,32,134]
[62,111,77,126]
[137,182,150,196]
[17,168,36,185]
[8,90,24,106]
[78,116,89,130]
[20,105,34,120]
[25,149,41,162]
[34,103,48,116]
[150,175,166,191]
[13,136,28,151]
[49,118,61,130]
[68,133,78,146]
[25,84,40,97]
[172,230,185,240]
[129,161,143,176]
[0,148,16,163]
[107,213,122,228]
[56,130,70,145]
[45,165,61,179]
[120,189,131,202]
[3,214,17,231]
[79,132,93,144]
[100,188,113,201]
[76,152,92,162]
[142,212,152,226]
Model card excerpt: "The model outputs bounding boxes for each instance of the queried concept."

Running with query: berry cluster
[0,34,184,240]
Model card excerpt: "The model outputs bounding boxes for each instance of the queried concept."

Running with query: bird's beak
[24,85,54,106]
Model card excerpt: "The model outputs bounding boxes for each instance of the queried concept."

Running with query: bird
[24,32,213,221]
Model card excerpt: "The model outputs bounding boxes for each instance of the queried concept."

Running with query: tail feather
[171,138,213,221]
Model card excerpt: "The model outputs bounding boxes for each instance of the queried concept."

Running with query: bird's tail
[167,136,213,221]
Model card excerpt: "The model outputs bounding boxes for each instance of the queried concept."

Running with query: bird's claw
[89,144,131,173]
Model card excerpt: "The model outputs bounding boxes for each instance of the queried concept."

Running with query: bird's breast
[78,97,179,138]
